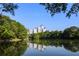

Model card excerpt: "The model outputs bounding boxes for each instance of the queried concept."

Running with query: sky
[4,3,79,31]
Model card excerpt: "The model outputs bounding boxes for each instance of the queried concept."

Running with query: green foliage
[0,3,18,16]
[30,26,79,39]
[40,3,79,18]
[62,26,79,39]
[10,20,28,39]
[0,15,28,40]
[0,41,27,56]
[30,38,79,52]
[0,28,16,39]
[50,31,62,39]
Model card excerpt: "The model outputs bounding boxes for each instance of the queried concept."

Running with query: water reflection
[62,40,79,52]
[27,43,47,52]
[0,41,27,56]
[0,39,79,56]
[23,39,79,56]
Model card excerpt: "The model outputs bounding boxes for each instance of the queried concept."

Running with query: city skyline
[29,24,47,34]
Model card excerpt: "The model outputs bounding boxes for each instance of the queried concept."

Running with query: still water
[0,39,79,56]
[23,39,79,56]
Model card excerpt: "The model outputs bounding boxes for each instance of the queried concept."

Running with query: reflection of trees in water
[0,41,27,56]
[30,39,79,52]
[62,40,79,52]
[28,39,63,51]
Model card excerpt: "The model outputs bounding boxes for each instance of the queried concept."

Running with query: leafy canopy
[0,15,28,40]
[40,3,79,18]
[0,3,18,16]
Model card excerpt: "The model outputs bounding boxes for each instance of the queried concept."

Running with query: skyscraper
[29,25,47,34]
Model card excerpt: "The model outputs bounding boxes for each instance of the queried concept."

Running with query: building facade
[29,25,47,34]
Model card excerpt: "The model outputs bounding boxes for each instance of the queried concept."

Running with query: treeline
[0,15,28,40]
[30,26,79,39]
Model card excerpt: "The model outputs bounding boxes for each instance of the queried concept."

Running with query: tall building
[29,25,47,34]
[37,25,47,33]
[37,26,42,32]
[33,27,37,33]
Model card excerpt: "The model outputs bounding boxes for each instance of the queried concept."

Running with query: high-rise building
[29,25,47,34]
[37,26,41,32]
[33,27,37,33]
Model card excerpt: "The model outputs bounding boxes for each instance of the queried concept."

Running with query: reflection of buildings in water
[34,43,38,49]
[27,43,33,48]
[27,42,47,51]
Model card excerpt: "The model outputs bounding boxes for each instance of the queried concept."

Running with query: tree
[40,3,79,18]
[50,31,62,39]
[62,26,79,39]
[0,15,28,40]
[0,3,18,19]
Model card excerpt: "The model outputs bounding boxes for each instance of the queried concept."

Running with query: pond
[0,39,79,56]
[22,39,79,56]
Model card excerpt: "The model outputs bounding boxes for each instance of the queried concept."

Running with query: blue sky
[4,3,79,31]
